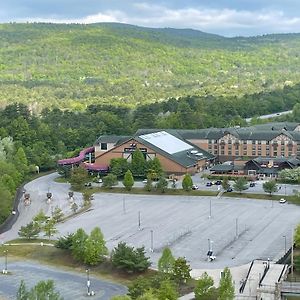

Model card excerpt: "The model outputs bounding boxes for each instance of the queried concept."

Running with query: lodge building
[92,122,300,176]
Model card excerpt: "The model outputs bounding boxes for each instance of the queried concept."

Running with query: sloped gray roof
[95,135,131,145]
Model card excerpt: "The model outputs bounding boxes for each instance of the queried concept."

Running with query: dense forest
[2,23,300,110]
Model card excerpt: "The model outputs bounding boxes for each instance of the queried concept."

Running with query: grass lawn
[0,240,197,294]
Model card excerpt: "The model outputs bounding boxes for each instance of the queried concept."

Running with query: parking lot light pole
[283,235,287,253]
[3,250,8,274]
[86,268,90,296]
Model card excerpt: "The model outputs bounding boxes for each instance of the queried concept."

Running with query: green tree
[110,158,129,177]
[27,280,63,300]
[295,224,300,248]
[111,296,132,300]
[131,149,146,177]
[137,290,158,300]
[103,174,118,189]
[218,267,234,300]
[69,166,88,190]
[71,228,88,262]
[84,227,108,265]
[222,178,230,191]
[157,280,178,300]
[233,178,248,193]
[182,174,193,191]
[52,206,64,223]
[55,233,74,250]
[158,247,175,274]
[44,218,58,239]
[128,276,151,299]
[146,157,163,180]
[123,169,134,191]
[144,174,153,192]
[111,242,151,273]
[263,180,278,196]
[172,257,191,283]
[18,222,40,240]
[71,202,78,213]
[17,280,28,300]
[194,272,215,300]
[15,147,28,175]
[155,176,168,193]
[33,210,48,230]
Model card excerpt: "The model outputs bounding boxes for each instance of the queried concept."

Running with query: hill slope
[1,23,300,109]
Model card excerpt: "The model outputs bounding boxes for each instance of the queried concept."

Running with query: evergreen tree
[144,174,153,192]
[27,280,63,300]
[182,174,193,191]
[147,157,163,180]
[44,218,58,239]
[218,267,234,300]
[233,178,248,193]
[18,222,40,240]
[172,257,191,283]
[157,280,178,300]
[102,174,118,189]
[15,147,28,175]
[84,227,108,265]
[123,169,134,191]
[194,272,215,300]
[52,206,64,223]
[131,149,146,177]
[17,280,28,300]
[71,228,88,262]
[158,247,175,274]
[33,210,48,230]
[155,176,168,193]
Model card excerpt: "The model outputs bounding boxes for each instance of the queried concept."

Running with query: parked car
[142,179,148,183]
[96,178,102,183]
[192,184,199,190]
[226,187,233,192]
[215,180,222,185]
[249,182,256,187]
[279,198,287,204]
[206,182,213,187]
[84,182,92,187]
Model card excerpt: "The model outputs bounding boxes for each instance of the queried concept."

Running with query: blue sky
[1,0,300,36]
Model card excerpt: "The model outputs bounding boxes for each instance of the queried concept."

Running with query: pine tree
[158,247,175,274]
[194,272,215,300]
[17,280,28,300]
[123,169,134,191]
[131,149,146,177]
[83,227,108,265]
[182,174,193,191]
[71,228,88,262]
[218,267,234,300]
[157,280,178,300]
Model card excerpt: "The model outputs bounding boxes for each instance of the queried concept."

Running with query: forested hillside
[1,23,300,110]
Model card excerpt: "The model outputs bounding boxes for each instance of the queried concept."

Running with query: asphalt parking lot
[56,192,300,269]
[3,173,300,271]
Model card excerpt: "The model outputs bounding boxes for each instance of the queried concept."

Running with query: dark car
[215,180,222,185]
[249,182,256,187]
[206,182,213,187]
[226,187,233,192]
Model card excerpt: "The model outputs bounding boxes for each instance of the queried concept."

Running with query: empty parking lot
[57,192,300,269]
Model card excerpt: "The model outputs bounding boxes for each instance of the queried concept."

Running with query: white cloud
[17,3,300,36]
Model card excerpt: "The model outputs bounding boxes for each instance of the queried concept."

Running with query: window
[281,140,285,145]
[243,151,247,155]
[221,150,225,155]
[243,140,247,144]
[235,145,239,150]
[258,151,262,156]
[228,140,232,144]
[266,141,270,145]
[228,150,232,155]
[235,151,239,156]
[101,143,107,150]
[252,140,256,144]
[252,151,256,156]
[274,151,277,156]
[208,140,212,144]
[258,141,261,145]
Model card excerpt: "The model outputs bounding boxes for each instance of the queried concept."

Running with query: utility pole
[236,218,238,239]
[291,230,294,277]
[138,211,141,230]
[209,199,212,218]
[123,197,126,214]
[150,230,154,252]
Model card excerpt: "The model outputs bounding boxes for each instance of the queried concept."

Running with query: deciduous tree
[263,180,278,196]
[123,169,134,191]
[218,267,234,300]
[182,174,193,191]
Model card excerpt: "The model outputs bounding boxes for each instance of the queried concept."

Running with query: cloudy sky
[1,0,300,36]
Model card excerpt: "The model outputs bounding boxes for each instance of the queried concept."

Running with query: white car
[142,179,148,183]
[279,198,287,204]
[192,184,199,190]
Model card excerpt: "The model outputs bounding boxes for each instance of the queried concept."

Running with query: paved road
[0,260,127,300]
[245,110,292,123]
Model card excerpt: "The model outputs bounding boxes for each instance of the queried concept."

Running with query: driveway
[0,260,127,300]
